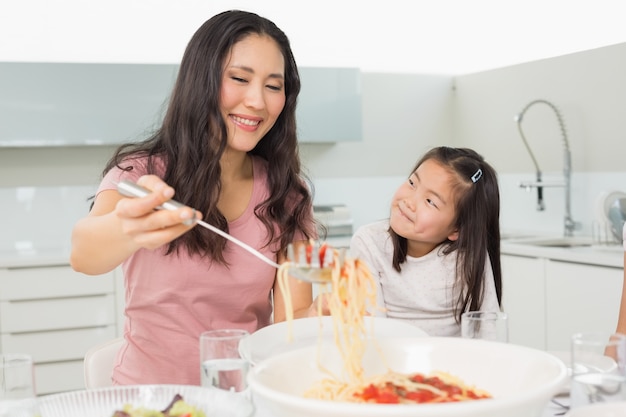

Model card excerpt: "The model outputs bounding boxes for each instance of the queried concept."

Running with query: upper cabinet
[0,63,361,147]
[0,62,178,146]
[296,67,362,143]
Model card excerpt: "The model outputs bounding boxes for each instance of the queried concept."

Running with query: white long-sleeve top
[350,219,500,337]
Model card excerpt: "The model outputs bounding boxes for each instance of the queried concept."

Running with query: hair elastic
[471,168,483,183]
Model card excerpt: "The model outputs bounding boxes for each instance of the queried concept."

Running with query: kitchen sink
[503,236,593,248]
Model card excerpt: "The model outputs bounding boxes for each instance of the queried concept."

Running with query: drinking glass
[461,311,509,342]
[569,332,626,409]
[0,354,35,400]
[0,353,37,417]
[200,329,250,392]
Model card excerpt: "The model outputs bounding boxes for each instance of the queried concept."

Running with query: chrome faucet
[514,99,576,237]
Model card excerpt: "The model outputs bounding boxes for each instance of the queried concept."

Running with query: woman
[70,10,317,385]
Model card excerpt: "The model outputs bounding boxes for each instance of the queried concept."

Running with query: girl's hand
[114,175,199,250]
[307,292,332,317]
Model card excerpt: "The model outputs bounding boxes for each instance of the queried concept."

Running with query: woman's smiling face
[389,159,460,255]
[220,33,286,152]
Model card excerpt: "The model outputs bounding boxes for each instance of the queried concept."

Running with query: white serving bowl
[37,384,254,417]
[248,337,568,417]
[247,316,428,365]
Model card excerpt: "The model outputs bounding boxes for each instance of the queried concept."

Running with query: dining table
[249,394,571,417]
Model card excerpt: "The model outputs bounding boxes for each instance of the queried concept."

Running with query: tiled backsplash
[314,172,626,239]
[2,172,625,253]
[0,185,96,252]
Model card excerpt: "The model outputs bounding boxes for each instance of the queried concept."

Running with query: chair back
[83,337,124,388]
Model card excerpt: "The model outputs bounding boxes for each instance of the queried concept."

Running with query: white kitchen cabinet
[501,254,546,349]
[545,260,622,351]
[0,264,119,395]
[0,63,362,146]
[501,247,624,353]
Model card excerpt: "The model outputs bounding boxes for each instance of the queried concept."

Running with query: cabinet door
[36,361,85,395]
[1,326,117,362]
[545,260,623,351]
[0,294,116,332]
[0,62,178,147]
[0,265,114,300]
[501,254,546,349]
[0,265,120,394]
[297,67,362,142]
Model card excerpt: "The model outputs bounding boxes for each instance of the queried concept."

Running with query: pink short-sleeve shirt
[97,155,305,385]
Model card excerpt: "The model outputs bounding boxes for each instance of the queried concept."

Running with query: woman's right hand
[70,175,199,275]
[113,175,199,250]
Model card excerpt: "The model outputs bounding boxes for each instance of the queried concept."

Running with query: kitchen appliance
[313,205,353,248]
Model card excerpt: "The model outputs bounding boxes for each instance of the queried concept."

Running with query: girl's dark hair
[102,10,315,262]
[389,146,502,322]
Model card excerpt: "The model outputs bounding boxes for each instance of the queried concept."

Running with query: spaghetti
[277,244,491,404]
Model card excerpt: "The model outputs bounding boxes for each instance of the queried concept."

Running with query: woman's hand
[70,175,200,275]
[114,175,200,250]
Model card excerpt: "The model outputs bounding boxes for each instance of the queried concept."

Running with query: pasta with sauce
[277,244,491,404]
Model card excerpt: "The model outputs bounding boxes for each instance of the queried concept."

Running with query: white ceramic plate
[37,384,254,417]
[246,316,428,365]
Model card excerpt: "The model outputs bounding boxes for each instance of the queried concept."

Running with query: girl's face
[220,34,286,153]
[389,159,460,256]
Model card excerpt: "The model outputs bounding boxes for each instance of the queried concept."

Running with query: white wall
[2,0,624,74]
[454,43,626,174]
[2,1,626,246]
[454,43,626,236]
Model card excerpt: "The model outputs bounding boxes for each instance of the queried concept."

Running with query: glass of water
[200,329,250,393]
[461,311,509,342]
[0,353,37,417]
[0,353,35,400]
[570,332,626,409]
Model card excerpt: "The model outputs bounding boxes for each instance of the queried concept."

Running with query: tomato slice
[318,243,328,267]
[405,389,437,403]
[358,384,378,400]
[375,390,400,404]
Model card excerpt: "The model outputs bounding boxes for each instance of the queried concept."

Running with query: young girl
[350,146,502,336]
[70,10,317,385]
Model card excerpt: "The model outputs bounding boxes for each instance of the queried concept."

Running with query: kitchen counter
[1,238,622,269]
[501,240,623,268]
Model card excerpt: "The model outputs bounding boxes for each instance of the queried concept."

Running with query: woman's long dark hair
[101,10,315,263]
[389,147,502,322]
